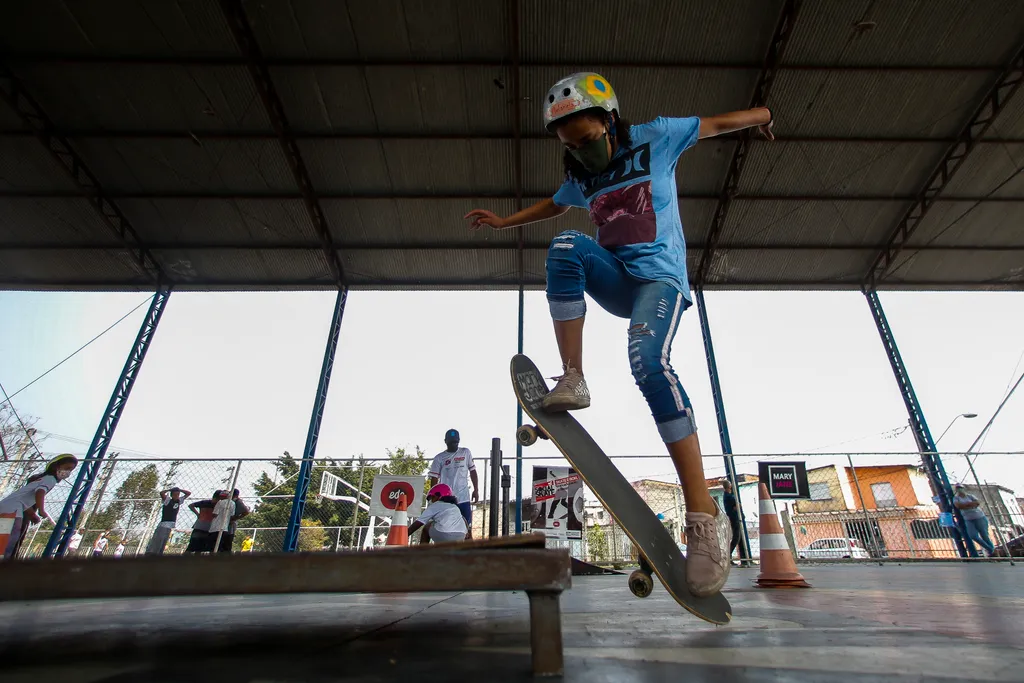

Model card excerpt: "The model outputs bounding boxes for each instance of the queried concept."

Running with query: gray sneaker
[684,500,732,597]
[540,365,591,412]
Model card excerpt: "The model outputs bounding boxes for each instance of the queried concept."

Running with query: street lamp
[935,413,978,447]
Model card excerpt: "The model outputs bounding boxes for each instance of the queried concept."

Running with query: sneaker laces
[685,518,721,562]
[548,364,580,385]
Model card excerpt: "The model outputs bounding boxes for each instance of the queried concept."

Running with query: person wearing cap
[0,453,78,559]
[145,485,191,555]
[464,73,774,598]
[409,484,468,544]
[953,483,996,556]
[428,429,478,538]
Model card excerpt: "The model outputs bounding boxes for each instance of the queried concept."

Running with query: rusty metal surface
[0,547,571,601]
[406,531,547,551]
[528,591,565,677]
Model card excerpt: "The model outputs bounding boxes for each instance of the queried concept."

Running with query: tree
[587,524,608,562]
[0,404,47,496]
[244,446,431,552]
[297,519,329,552]
[90,464,159,544]
[161,460,184,489]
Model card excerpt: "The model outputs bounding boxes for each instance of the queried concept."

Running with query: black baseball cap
[445,429,460,441]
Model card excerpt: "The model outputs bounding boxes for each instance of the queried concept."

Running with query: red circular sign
[379,481,415,510]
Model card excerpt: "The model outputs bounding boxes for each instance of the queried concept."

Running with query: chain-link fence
[2,450,1021,563]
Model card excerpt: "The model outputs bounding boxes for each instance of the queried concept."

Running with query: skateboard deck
[510,354,732,625]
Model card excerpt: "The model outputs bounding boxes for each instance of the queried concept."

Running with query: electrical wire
[0,294,154,407]
[0,380,43,460]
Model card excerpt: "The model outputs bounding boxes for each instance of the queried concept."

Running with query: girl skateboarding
[465,72,773,597]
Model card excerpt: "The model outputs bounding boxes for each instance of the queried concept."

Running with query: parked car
[798,537,871,559]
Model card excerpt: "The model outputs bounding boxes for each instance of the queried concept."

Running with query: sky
[0,288,1022,506]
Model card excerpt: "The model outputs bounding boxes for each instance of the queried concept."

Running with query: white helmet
[543,72,619,130]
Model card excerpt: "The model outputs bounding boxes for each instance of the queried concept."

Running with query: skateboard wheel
[516,425,539,447]
[628,569,654,598]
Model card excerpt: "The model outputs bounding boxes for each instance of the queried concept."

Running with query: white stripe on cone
[759,533,792,551]
[759,499,777,516]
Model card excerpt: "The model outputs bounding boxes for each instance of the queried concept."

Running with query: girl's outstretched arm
[698,107,774,140]
[465,197,569,231]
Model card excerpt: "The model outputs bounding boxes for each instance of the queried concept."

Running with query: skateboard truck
[516,424,551,447]
[628,555,655,598]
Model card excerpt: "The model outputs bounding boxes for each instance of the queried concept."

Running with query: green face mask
[570,132,611,175]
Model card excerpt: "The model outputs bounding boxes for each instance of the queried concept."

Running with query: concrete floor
[1,563,1021,681]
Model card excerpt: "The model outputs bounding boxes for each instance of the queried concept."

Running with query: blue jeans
[964,517,995,555]
[546,230,696,443]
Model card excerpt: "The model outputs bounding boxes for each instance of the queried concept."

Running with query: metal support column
[694,288,751,562]
[282,288,348,552]
[515,284,525,533]
[863,290,973,557]
[44,290,171,557]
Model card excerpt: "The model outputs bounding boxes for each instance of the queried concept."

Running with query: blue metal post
[283,288,348,552]
[44,290,171,557]
[515,283,524,533]
[694,288,752,562]
[863,290,973,558]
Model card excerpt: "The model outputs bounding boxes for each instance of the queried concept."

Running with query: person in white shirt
[428,429,478,538]
[0,453,78,560]
[67,529,84,555]
[408,484,468,544]
[113,539,126,558]
[209,490,234,552]
[92,531,109,557]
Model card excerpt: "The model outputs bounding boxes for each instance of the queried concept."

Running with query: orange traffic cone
[385,492,409,547]
[755,483,811,588]
[0,512,16,559]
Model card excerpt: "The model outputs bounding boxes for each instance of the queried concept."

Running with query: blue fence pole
[515,283,524,533]
[282,288,348,552]
[694,288,752,563]
[863,289,973,558]
[44,290,171,557]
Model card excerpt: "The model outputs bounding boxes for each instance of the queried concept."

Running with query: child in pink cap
[408,484,469,543]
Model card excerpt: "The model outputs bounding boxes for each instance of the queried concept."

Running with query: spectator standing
[428,429,479,538]
[146,486,191,555]
[113,538,126,558]
[185,492,219,554]
[92,531,109,557]
[209,490,233,552]
[67,528,84,556]
[953,483,996,556]
[213,489,249,553]
[722,481,742,565]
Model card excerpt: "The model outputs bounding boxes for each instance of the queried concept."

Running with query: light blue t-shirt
[552,116,699,303]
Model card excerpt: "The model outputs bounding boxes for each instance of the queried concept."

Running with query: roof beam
[2,190,1020,202]
[0,64,164,285]
[1,278,1019,292]
[6,242,1020,253]
[863,42,1024,288]
[508,0,525,290]
[0,54,1005,73]
[217,0,344,286]
[695,0,803,285]
[3,130,1023,145]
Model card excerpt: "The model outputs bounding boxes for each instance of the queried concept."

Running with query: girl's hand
[464,209,508,231]
[757,118,774,141]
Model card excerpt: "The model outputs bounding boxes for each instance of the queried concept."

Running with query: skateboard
[511,354,732,625]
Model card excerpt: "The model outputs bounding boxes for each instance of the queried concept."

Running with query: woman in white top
[408,484,469,544]
[0,453,78,560]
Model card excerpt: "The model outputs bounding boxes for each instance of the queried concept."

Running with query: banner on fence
[758,461,810,499]
[530,466,583,540]
[369,476,425,518]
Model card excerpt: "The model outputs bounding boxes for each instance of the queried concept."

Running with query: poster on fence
[531,466,583,541]
[368,475,425,518]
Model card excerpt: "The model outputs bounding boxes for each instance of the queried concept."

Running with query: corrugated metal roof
[0,0,1021,292]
